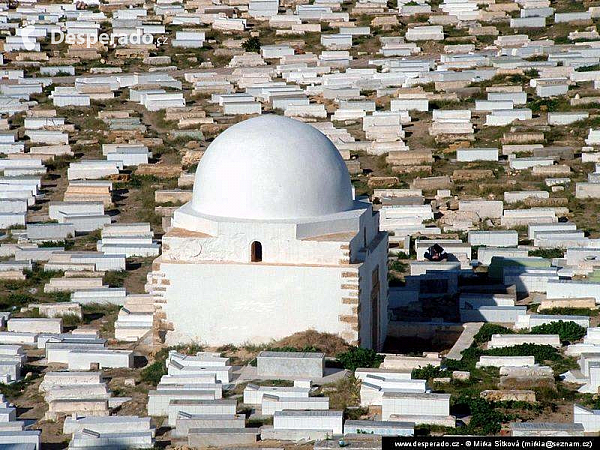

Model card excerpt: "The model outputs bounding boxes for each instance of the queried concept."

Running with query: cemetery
[0,0,600,444]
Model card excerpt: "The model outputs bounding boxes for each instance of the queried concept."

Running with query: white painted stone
[8,318,62,334]
[488,334,561,348]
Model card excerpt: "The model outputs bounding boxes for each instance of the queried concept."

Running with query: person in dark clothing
[424,243,448,261]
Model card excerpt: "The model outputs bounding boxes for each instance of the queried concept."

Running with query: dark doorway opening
[251,241,262,262]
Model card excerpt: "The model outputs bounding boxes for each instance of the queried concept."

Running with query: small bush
[542,307,598,317]
[411,364,451,381]
[445,343,562,372]
[577,64,600,72]
[140,361,166,386]
[24,268,63,285]
[216,344,238,353]
[173,344,204,356]
[61,313,82,327]
[389,259,408,272]
[444,357,471,372]
[529,98,570,113]
[336,347,384,371]
[82,303,120,324]
[485,344,561,362]
[17,308,42,319]
[38,240,74,250]
[454,396,505,435]
[242,36,261,53]
[345,406,368,421]
[6,294,35,307]
[530,320,586,343]
[53,292,72,303]
[324,375,361,411]
[247,416,272,427]
[103,271,128,288]
[473,324,513,345]
[528,248,564,259]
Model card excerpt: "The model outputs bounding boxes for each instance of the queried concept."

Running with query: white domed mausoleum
[147,115,389,350]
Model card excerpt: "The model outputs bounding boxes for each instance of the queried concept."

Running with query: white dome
[190,115,354,221]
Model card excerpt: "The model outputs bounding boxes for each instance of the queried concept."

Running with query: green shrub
[445,344,562,372]
[103,270,128,288]
[528,248,564,259]
[38,240,74,250]
[324,375,361,411]
[140,361,166,386]
[389,259,408,272]
[336,347,383,371]
[577,64,600,72]
[61,313,82,327]
[457,397,505,435]
[474,324,514,344]
[345,407,369,421]
[171,343,205,355]
[18,308,42,318]
[52,292,72,303]
[485,344,561,362]
[444,357,472,372]
[411,364,451,381]
[530,320,586,343]
[0,280,25,292]
[6,294,35,307]
[24,268,63,285]
[247,416,273,427]
[82,303,120,323]
[216,344,238,353]
[542,307,598,317]
[529,98,570,113]
[242,36,261,53]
